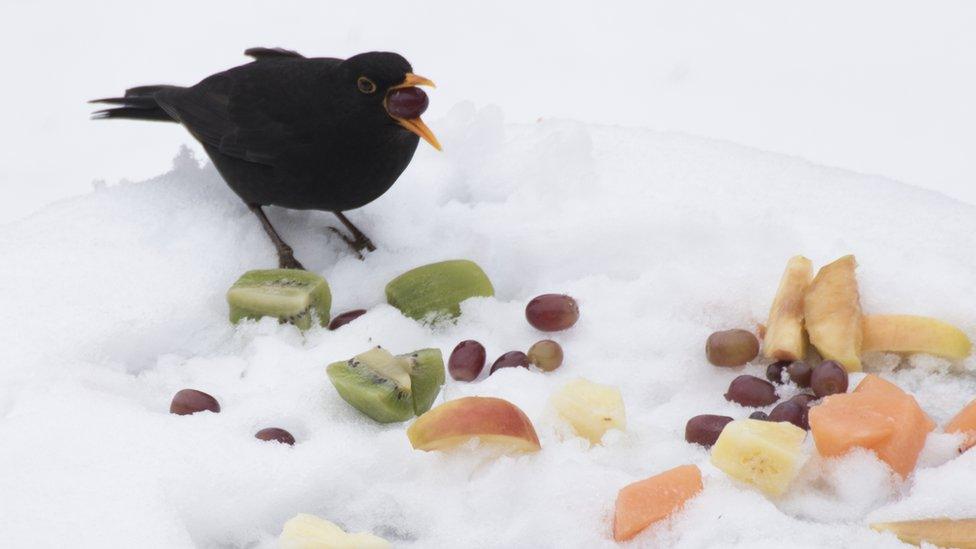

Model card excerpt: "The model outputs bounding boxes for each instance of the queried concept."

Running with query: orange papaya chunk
[855,375,936,431]
[810,380,933,477]
[945,399,976,452]
[613,464,702,542]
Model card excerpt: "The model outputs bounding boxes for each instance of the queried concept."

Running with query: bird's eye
[357,77,377,94]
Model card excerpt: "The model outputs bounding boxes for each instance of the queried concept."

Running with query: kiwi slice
[385,260,494,322]
[227,269,331,330]
[326,347,445,423]
[404,348,446,415]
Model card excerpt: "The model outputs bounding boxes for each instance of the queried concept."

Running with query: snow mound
[1,104,975,548]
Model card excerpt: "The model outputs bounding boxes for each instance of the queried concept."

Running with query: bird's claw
[278,253,306,270]
[327,227,373,260]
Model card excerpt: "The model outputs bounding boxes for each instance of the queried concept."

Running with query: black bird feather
[92,48,436,268]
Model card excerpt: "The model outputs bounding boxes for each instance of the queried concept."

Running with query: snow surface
[1,106,976,548]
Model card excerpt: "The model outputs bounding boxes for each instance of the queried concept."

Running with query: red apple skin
[407,397,541,452]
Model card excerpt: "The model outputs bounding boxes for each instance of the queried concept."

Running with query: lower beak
[390,73,441,151]
[396,117,442,151]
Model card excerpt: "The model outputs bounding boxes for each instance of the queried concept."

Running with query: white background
[1,0,974,223]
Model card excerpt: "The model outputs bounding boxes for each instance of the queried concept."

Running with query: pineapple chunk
[763,256,813,361]
[710,419,807,496]
[279,513,391,549]
[804,255,863,372]
[550,378,626,444]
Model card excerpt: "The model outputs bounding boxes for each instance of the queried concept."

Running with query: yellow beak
[388,73,441,151]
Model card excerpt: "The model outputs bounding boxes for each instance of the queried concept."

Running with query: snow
[1,105,976,548]
[3,0,976,224]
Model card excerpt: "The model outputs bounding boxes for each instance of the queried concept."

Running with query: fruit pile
[216,254,974,546]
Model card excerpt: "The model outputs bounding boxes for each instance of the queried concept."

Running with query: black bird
[92,47,440,269]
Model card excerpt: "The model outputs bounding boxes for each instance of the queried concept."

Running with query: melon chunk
[809,375,934,477]
[804,255,863,372]
[945,399,976,452]
[612,464,702,542]
[862,314,972,360]
[763,255,813,361]
[710,419,807,496]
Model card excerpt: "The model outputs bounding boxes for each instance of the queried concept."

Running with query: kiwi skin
[406,348,446,415]
[385,260,494,322]
[227,269,331,330]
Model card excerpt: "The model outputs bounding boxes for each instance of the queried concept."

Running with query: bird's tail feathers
[90,85,181,122]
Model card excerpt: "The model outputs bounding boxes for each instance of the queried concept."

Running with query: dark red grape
[749,411,769,421]
[811,360,849,398]
[787,361,813,387]
[386,87,429,119]
[328,309,366,330]
[170,389,220,415]
[724,375,779,407]
[685,414,734,447]
[527,340,563,372]
[766,360,790,384]
[706,329,759,367]
[768,400,810,430]
[525,294,579,331]
[489,351,530,374]
[790,393,818,407]
[255,428,295,445]
[448,340,486,382]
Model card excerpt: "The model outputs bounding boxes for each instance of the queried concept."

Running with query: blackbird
[91,47,440,269]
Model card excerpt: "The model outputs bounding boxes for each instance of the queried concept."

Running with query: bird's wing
[243,47,305,60]
[154,65,318,166]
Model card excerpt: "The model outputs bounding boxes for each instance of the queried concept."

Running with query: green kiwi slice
[226,269,331,330]
[385,260,494,322]
[326,347,445,423]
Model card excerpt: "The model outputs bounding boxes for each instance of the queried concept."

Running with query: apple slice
[550,378,626,445]
[407,396,541,454]
[804,255,863,372]
[862,314,972,360]
[871,518,976,548]
[763,256,813,361]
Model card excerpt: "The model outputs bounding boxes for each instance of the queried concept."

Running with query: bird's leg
[332,211,377,254]
[249,204,305,270]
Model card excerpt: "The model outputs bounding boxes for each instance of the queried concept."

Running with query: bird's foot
[278,252,306,270]
[327,227,375,260]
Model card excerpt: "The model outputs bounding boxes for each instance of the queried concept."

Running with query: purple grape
[811,360,849,398]
[766,360,790,384]
[386,87,429,119]
[170,389,220,415]
[787,361,813,387]
[790,393,818,407]
[768,400,810,430]
[685,414,734,447]
[328,309,366,330]
[525,294,580,331]
[749,411,769,421]
[706,329,760,367]
[448,340,486,382]
[255,428,295,445]
[489,351,530,375]
[724,375,779,407]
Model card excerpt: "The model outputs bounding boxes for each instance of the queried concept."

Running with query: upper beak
[393,73,436,90]
[389,73,441,151]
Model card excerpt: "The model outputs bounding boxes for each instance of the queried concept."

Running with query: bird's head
[339,52,441,151]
